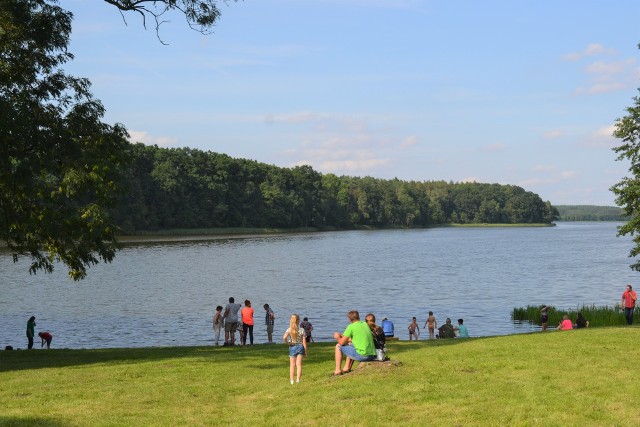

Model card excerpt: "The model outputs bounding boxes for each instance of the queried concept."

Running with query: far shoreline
[116,223,556,244]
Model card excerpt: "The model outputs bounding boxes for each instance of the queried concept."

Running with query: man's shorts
[225,321,238,333]
[266,324,274,334]
[339,344,375,362]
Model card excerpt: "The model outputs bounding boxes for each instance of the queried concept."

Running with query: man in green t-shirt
[332,310,376,375]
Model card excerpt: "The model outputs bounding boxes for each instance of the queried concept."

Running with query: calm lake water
[1,222,636,349]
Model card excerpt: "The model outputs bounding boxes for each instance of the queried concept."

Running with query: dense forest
[555,205,627,221]
[109,144,559,233]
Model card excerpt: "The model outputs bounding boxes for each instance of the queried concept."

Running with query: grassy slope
[2,328,640,426]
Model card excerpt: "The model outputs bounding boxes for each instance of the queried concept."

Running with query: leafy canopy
[611,44,640,270]
[0,0,130,280]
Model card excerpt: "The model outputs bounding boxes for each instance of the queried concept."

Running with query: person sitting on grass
[332,310,376,375]
[558,314,573,330]
[454,319,469,338]
[365,313,386,359]
[381,317,394,338]
[575,312,589,329]
[437,318,456,339]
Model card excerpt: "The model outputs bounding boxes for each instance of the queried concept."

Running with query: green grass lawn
[2,328,640,426]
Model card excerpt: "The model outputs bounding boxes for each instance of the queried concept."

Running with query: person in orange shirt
[240,300,254,346]
[622,284,638,325]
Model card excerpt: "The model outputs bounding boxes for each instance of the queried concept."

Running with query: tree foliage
[0,0,130,280]
[554,205,626,222]
[103,0,238,41]
[611,82,640,270]
[110,144,558,233]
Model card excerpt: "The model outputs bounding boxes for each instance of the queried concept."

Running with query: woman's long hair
[289,314,300,343]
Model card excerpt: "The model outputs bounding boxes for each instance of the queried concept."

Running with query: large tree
[611,61,640,270]
[0,0,130,279]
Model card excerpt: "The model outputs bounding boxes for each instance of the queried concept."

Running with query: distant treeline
[555,205,627,221]
[110,144,559,233]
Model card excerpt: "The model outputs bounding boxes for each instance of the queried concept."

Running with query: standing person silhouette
[213,305,223,346]
[541,305,550,331]
[264,304,275,343]
[223,297,241,346]
[423,311,437,339]
[240,300,254,346]
[26,316,36,349]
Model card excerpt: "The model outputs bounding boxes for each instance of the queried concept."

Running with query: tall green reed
[512,304,637,327]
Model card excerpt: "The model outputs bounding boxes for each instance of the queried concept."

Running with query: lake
[1,222,636,349]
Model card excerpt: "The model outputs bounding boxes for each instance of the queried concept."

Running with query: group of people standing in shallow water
[404,311,469,340]
[212,297,283,347]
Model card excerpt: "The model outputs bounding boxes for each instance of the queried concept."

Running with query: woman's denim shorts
[289,344,305,357]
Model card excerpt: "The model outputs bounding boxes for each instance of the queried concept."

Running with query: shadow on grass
[0,339,478,373]
[0,342,344,372]
[0,416,67,426]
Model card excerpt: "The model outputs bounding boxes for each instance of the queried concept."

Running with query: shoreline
[116,223,556,244]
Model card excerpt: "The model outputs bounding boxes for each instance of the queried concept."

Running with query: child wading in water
[283,314,307,384]
[408,317,420,340]
[423,311,437,339]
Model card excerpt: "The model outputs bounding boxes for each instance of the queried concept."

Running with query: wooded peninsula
[109,144,559,233]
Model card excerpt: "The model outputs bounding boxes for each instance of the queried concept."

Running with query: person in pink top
[240,300,255,346]
[557,315,573,331]
[622,284,637,325]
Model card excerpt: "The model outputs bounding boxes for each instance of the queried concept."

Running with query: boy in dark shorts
[300,317,314,343]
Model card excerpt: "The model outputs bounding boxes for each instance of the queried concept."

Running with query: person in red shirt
[622,284,638,325]
[38,331,53,349]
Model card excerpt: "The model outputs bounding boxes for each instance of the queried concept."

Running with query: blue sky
[59,1,640,205]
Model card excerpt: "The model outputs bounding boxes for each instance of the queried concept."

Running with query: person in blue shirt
[381,318,394,337]
[454,318,469,338]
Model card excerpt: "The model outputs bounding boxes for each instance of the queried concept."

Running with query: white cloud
[269,111,419,175]
[563,43,615,61]
[519,167,576,189]
[576,125,617,148]
[128,130,179,147]
[595,125,616,138]
[585,59,634,75]
[573,58,636,95]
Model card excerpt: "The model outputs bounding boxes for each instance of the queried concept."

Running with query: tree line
[554,205,627,222]
[109,144,559,233]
